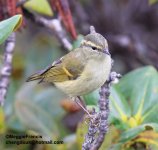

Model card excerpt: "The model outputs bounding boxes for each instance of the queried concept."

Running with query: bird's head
[81,26,110,55]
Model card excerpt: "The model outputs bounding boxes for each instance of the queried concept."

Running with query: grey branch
[82,71,121,150]
[35,16,72,51]
[90,81,111,150]
[82,110,100,149]
[0,33,16,106]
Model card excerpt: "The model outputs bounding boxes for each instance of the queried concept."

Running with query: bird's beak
[103,48,110,55]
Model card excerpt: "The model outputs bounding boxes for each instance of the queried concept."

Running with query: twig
[34,16,72,51]
[90,82,110,150]
[16,0,31,7]
[82,70,121,150]
[82,110,100,149]
[0,33,16,106]
[91,72,121,150]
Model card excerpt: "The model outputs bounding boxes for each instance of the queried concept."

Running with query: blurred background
[0,0,158,150]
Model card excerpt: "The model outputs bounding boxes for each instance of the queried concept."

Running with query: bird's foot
[84,112,100,127]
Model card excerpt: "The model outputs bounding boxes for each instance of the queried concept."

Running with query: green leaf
[119,123,158,143]
[15,99,58,137]
[0,15,22,45]
[83,89,99,105]
[76,119,88,150]
[119,125,145,143]
[4,80,25,131]
[116,66,158,124]
[143,104,158,124]
[108,143,124,150]
[14,82,66,138]
[110,87,131,122]
[99,126,121,150]
[24,0,53,16]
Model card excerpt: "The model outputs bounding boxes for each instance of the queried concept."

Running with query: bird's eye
[92,46,97,50]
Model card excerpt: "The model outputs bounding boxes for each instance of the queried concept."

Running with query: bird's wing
[40,48,87,83]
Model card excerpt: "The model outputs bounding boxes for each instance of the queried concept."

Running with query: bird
[26,26,112,115]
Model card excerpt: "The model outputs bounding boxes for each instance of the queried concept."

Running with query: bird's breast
[55,55,111,96]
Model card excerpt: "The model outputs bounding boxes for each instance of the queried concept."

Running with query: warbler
[26,26,111,100]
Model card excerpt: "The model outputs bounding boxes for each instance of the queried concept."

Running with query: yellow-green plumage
[26,31,112,96]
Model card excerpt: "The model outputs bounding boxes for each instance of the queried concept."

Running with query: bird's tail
[26,65,52,82]
[26,71,43,82]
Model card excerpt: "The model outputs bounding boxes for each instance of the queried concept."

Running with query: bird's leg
[73,96,92,117]
[76,97,100,126]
